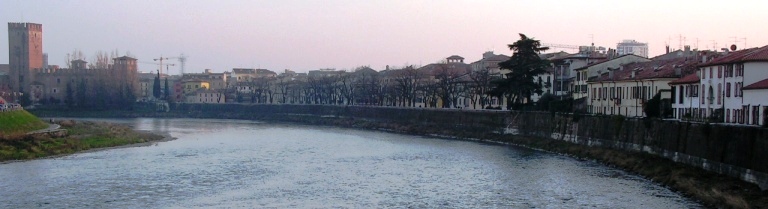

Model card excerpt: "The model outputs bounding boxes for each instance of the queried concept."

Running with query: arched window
[708,86,714,104]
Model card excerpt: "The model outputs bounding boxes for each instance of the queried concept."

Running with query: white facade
[550,54,605,98]
[669,46,768,126]
[617,40,649,58]
[187,91,226,104]
[588,78,676,117]
[530,72,554,102]
[573,54,650,100]
[670,80,702,120]
[743,88,768,126]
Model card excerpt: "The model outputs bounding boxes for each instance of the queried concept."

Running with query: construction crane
[138,61,175,76]
[153,54,188,75]
[541,43,580,52]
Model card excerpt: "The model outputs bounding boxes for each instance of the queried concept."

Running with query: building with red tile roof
[585,55,699,117]
[660,45,768,126]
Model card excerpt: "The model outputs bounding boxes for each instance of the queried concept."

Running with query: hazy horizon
[2,0,767,74]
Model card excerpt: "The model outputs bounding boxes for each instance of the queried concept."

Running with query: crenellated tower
[8,22,43,94]
[112,56,139,96]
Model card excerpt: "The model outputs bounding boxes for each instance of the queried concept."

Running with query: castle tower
[112,56,139,96]
[8,22,43,94]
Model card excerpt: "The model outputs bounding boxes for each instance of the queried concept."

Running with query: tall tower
[8,22,43,93]
[113,56,139,96]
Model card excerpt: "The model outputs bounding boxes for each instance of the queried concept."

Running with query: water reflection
[0,118,701,208]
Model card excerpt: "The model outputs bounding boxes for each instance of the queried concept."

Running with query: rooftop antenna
[741,37,747,49]
[588,34,594,45]
[730,36,740,49]
[677,34,686,50]
[695,38,699,50]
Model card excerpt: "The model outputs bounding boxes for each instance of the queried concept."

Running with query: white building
[617,40,649,58]
[743,79,768,126]
[587,56,699,117]
[573,54,650,100]
[670,46,768,126]
[549,52,607,98]
[187,89,226,104]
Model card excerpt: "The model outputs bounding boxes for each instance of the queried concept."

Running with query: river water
[0,118,701,208]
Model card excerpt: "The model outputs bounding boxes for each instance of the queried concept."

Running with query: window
[611,87,615,99]
[726,83,731,97]
[717,84,721,104]
[718,66,722,78]
[753,106,760,125]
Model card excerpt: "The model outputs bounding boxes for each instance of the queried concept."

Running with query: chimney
[675,67,681,76]
[684,45,690,53]
[666,45,670,54]
[631,70,636,78]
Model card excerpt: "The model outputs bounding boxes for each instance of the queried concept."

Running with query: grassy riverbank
[0,120,166,162]
[0,110,48,137]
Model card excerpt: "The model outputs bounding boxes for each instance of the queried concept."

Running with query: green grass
[0,110,48,136]
[0,121,165,161]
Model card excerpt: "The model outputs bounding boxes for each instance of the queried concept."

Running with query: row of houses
[583,45,768,126]
[136,44,768,127]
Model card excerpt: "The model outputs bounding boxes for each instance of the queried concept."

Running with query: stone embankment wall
[513,111,768,189]
[177,103,768,189]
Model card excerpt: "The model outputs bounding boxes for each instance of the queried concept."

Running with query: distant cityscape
[0,22,766,126]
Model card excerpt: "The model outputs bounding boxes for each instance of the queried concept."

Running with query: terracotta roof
[574,54,646,71]
[114,56,137,60]
[668,73,700,85]
[743,78,768,90]
[699,46,768,67]
[590,56,699,83]
[417,63,472,76]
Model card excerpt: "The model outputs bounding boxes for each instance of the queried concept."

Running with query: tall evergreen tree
[164,77,170,100]
[124,84,135,110]
[490,33,550,109]
[76,79,88,108]
[153,71,161,99]
[65,82,74,108]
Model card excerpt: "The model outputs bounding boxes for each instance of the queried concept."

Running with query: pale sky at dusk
[1,0,767,74]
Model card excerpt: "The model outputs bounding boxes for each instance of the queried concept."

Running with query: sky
[1,0,767,75]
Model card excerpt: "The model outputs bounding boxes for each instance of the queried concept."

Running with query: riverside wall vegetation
[158,103,768,191]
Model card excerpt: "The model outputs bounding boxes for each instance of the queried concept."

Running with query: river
[0,118,702,208]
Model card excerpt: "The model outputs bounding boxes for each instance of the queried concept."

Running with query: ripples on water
[0,118,701,208]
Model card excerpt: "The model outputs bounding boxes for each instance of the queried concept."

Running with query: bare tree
[434,65,462,108]
[470,67,494,109]
[89,50,110,69]
[392,66,421,107]
[65,49,86,68]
